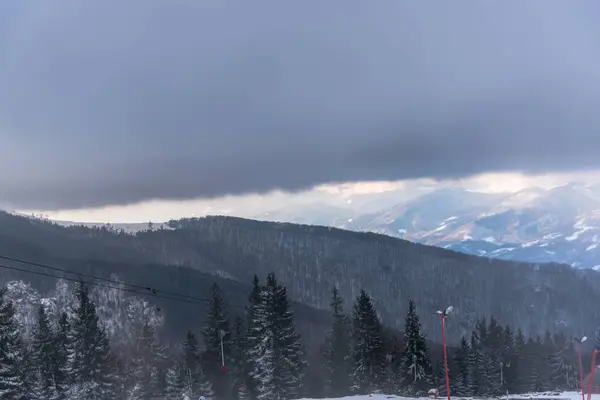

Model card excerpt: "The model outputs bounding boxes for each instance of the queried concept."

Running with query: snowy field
[296,393,600,400]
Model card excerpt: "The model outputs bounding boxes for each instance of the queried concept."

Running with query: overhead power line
[0,255,247,310]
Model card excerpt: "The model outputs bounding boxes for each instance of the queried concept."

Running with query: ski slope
[296,392,599,400]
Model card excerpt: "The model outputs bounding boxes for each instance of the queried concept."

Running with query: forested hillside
[1,211,599,343]
[0,273,583,399]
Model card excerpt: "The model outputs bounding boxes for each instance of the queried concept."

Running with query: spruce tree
[130,321,166,400]
[165,359,185,400]
[246,273,306,400]
[31,305,58,399]
[351,290,386,394]
[399,299,432,395]
[202,283,232,400]
[452,336,472,396]
[231,316,250,400]
[323,287,351,397]
[182,331,213,399]
[53,312,69,398]
[66,282,116,399]
[245,275,262,399]
[0,287,27,399]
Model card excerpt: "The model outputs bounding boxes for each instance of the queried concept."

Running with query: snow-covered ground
[296,393,600,400]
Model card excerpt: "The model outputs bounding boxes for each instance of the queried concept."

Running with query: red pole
[441,315,451,400]
[587,350,598,400]
[580,343,585,400]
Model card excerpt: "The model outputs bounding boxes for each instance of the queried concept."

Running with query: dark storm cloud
[2,0,600,210]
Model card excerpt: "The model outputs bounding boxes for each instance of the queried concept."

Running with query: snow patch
[522,240,540,248]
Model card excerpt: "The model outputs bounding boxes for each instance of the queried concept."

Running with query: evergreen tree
[399,299,432,395]
[165,359,185,400]
[31,305,59,399]
[202,283,232,400]
[182,331,213,399]
[0,287,28,399]
[246,273,306,400]
[245,275,262,399]
[350,290,386,394]
[66,282,116,399]
[467,334,480,396]
[323,287,351,397]
[548,332,576,390]
[130,321,166,400]
[231,316,250,400]
[512,328,528,393]
[53,312,70,398]
[452,336,471,396]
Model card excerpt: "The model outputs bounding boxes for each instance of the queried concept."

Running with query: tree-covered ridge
[0,211,599,342]
[0,273,589,400]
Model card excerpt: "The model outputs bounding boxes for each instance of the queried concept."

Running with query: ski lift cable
[0,260,246,309]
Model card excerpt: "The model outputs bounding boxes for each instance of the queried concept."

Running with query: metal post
[441,315,451,400]
[220,329,226,367]
[580,342,585,400]
[587,349,598,400]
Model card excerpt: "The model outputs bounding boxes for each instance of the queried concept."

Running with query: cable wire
[0,256,248,309]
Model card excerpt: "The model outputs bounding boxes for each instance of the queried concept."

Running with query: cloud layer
[2,0,600,209]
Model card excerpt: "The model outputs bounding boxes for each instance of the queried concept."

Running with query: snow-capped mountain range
[257,182,600,270]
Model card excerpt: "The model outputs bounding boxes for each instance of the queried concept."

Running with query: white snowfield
[295,393,600,400]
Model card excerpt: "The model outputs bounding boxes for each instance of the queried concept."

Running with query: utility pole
[437,306,453,400]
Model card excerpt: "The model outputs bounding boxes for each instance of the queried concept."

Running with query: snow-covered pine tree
[512,328,527,393]
[130,321,166,400]
[0,287,28,399]
[244,274,262,399]
[272,278,306,399]
[31,304,59,399]
[399,298,432,395]
[246,273,306,400]
[230,316,250,400]
[452,336,471,396]
[202,283,232,400]
[467,334,480,395]
[53,312,70,399]
[351,289,386,394]
[66,281,116,399]
[323,286,351,397]
[182,331,214,400]
[527,336,548,393]
[548,332,576,391]
[165,359,185,400]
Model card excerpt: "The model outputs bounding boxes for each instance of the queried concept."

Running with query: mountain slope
[335,184,600,269]
[1,211,600,344]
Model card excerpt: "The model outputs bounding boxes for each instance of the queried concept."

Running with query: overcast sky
[2,1,600,220]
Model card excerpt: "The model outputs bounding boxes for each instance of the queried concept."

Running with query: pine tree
[246,273,306,400]
[323,287,351,397]
[165,359,185,400]
[66,282,116,399]
[350,290,386,394]
[452,336,471,396]
[399,299,432,395]
[31,305,59,399]
[245,275,262,399]
[53,312,70,398]
[130,321,166,400]
[182,331,214,399]
[467,334,480,396]
[0,287,28,399]
[202,283,232,400]
[231,316,250,400]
